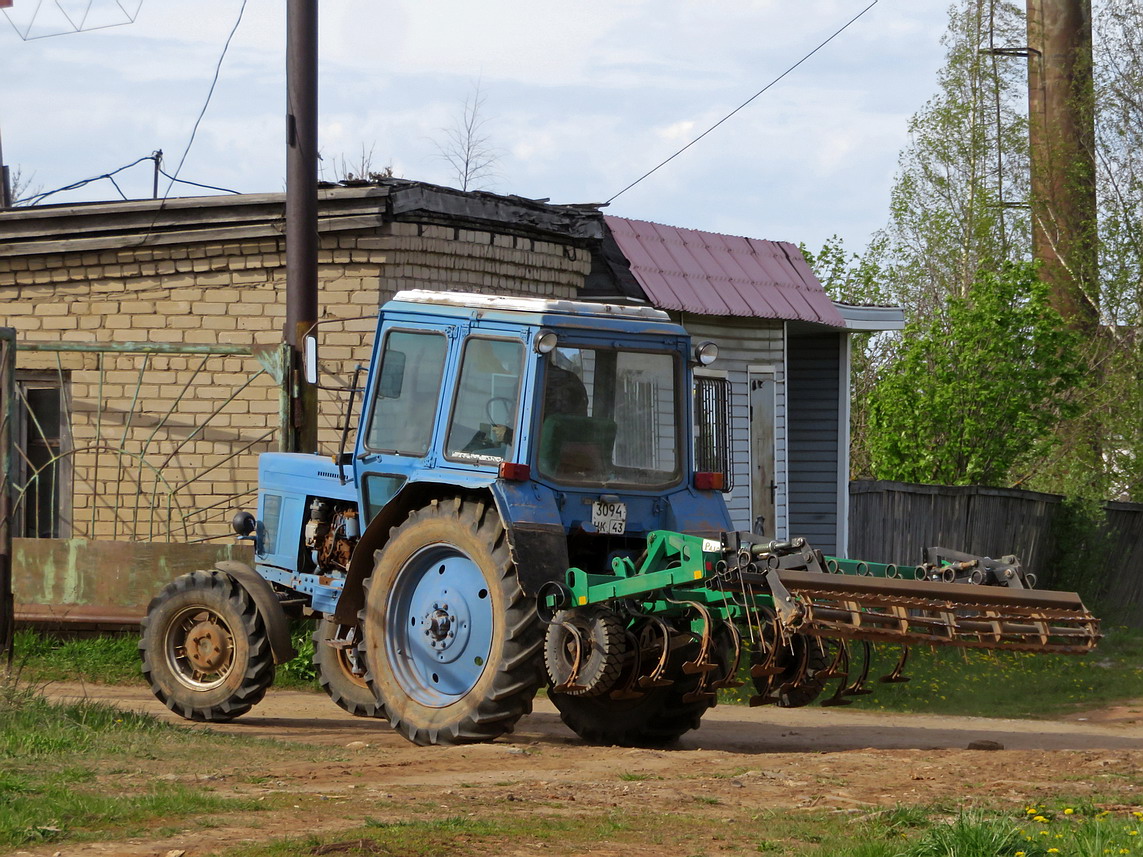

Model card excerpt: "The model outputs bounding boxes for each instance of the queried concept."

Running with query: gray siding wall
[786,331,845,554]
[679,314,785,535]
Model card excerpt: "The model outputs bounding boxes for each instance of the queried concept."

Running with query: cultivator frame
[541,530,1100,710]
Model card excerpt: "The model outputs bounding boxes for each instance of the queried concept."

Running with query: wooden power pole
[1026,0,1098,331]
[285,0,319,452]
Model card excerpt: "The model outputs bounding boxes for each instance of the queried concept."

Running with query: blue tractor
[140,290,1099,746]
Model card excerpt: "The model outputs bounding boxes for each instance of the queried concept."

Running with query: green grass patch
[217,801,1143,857]
[0,683,274,848]
[12,622,1143,720]
[9,623,322,691]
[722,625,1143,719]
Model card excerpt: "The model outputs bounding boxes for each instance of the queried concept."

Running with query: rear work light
[499,462,531,482]
[694,471,725,491]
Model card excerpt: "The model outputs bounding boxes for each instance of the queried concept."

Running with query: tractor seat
[539,415,617,481]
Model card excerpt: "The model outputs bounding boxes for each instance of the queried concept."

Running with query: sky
[1,0,954,256]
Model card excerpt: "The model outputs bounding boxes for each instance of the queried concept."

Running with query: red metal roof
[604,216,846,327]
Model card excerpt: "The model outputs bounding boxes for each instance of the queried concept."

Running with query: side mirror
[303,335,319,385]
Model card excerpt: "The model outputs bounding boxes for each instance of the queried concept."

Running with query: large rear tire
[139,570,275,722]
[551,636,719,747]
[361,496,545,745]
[313,619,385,718]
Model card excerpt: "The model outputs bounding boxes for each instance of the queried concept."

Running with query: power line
[12,154,239,206]
[161,0,248,200]
[606,0,880,205]
[15,155,154,205]
[157,167,238,196]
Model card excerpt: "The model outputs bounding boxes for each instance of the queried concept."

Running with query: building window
[694,373,732,491]
[15,372,71,538]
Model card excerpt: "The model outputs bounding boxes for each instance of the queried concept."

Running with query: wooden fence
[848,480,1143,625]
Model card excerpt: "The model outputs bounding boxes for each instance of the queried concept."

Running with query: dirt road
[24,684,1143,857]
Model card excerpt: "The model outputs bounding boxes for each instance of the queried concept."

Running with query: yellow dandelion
[1035,816,1050,823]
[1129,830,1139,836]
[1016,852,1026,857]
[1041,831,1051,836]
[1065,808,1075,815]
[1048,848,1060,854]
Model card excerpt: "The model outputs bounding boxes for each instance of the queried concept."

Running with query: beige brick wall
[0,219,592,542]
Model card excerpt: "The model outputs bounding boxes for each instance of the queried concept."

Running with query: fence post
[0,328,15,671]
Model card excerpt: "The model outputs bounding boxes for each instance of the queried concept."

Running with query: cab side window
[445,338,524,463]
[364,331,447,456]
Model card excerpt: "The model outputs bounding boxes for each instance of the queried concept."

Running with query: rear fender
[490,480,569,597]
[215,560,297,664]
[334,482,461,625]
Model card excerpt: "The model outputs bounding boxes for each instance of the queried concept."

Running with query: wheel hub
[417,596,472,661]
[186,620,231,673]
[387,544,495,705]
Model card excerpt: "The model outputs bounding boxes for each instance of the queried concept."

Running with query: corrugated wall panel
[786,332,844,553]
[680,314,784,534]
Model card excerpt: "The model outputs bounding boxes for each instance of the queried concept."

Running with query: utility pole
[0,126,11,209]
[285,0,319,452]
[1026,0,1098,332]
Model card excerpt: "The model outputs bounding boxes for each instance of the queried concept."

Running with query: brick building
[0,181,601,623]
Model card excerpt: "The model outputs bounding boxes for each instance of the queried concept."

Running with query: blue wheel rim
[386,543,494,706]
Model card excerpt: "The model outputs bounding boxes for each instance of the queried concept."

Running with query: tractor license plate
[592,500,627,534]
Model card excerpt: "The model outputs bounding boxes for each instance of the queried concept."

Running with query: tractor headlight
[534,329,558,354]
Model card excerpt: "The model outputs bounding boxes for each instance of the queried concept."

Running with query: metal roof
[604,216,847,328]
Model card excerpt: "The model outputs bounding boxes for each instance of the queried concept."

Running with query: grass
[0,683,278,848]
[10,621,321,691]
[211,800,1143,857]
[12,622,1143,720]
[721,625,1143,719]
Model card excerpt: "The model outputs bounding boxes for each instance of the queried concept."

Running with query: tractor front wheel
[139,570,275,722]
[361,496,545,745]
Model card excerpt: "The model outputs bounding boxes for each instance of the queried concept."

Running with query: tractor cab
[352,290,731,572]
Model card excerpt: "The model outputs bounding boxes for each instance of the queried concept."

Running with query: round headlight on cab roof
[534,329,559,354]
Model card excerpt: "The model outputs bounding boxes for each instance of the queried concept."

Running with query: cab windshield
[537,346,680,488]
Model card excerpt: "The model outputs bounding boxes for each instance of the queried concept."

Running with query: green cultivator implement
[540,531,1100,712]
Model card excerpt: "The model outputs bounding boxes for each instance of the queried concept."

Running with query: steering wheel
[486,396,514,425]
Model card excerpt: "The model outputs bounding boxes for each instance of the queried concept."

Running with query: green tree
[872,0,1029,315]
[865,262,1082,486]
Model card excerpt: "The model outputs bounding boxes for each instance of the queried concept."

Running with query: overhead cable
[606,0,879,205]
[161,0,248,200]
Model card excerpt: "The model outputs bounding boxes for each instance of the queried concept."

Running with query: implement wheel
[313,619,385,719]
[361,496,545,745]
[752,622,831,708]
[140,570,275,722]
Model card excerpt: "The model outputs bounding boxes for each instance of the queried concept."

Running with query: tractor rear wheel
[550,636,720,747]
[313,619,384,718]
[140,570,275,722]
[361,496,545,745]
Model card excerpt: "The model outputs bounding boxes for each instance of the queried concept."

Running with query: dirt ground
[22,684,1143,857]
